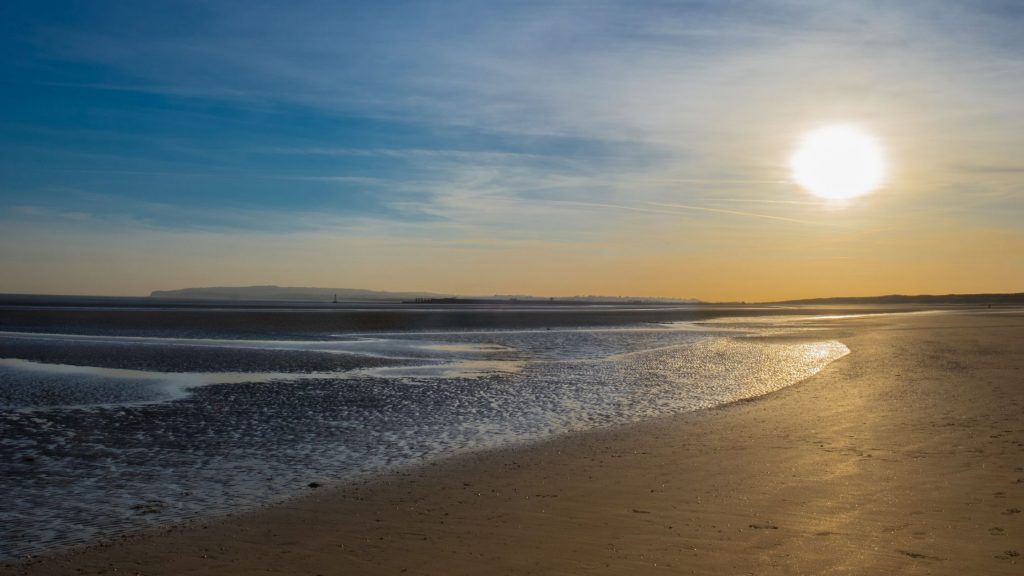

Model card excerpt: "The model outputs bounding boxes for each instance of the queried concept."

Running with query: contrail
[637,178,790,185]
[705,197,825,206]
[647,201,819,225]
[545,200,680,216]
[543,199,824,226]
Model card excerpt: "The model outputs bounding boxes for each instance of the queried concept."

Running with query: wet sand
[4,310,1022,574]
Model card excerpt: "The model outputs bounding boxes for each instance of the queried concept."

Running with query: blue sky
[1,1,1022,298]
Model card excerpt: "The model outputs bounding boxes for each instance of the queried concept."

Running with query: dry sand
[4,310,1023,575]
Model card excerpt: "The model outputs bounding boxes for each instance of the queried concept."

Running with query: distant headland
[149,286,699,305]
[149,285,448,302]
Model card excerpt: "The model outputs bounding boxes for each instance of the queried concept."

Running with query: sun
[790,125,885,200]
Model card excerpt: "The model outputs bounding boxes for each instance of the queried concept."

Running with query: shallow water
[0,320,847,559]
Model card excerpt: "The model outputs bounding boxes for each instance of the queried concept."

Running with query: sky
[1,0,1021,301]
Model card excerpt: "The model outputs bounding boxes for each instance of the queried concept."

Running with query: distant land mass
[149,286,699,304]
[146,287,1024,305]
[150,285,450,301]
[770,292,1024,305]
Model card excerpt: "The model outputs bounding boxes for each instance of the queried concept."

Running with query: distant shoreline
[1,290,1020,308]
[0,299,993,338]
[771,292,1024,305]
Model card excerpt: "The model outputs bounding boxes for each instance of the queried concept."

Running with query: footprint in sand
[897,550,942,561]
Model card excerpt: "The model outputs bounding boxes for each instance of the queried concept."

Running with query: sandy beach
[3,309,1022,575]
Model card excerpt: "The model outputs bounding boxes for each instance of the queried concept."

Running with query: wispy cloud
[283,175,387,185]
[267,147,545,162]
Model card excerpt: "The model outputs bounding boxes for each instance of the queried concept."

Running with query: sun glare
[790,125,885,200]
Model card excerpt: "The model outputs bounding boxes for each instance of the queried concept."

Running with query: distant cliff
[150,285,450,301]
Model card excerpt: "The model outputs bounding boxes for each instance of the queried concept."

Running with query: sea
[0,298,862,559]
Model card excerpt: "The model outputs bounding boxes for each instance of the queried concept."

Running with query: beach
[3,309,1022,574]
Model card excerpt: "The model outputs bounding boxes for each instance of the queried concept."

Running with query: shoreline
[4,310,1023,574]
[0,317,849,561]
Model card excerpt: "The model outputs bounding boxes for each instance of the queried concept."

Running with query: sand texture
[4,310,1022,575]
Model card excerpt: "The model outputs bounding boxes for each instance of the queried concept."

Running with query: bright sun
[790,125,885,200]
